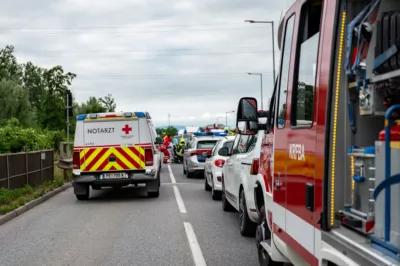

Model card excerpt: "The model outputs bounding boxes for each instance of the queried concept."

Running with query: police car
[182,132,226,178]
[72,111,163,200]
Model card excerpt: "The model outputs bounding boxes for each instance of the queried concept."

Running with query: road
[0,163,259,266]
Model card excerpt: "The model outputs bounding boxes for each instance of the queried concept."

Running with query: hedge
[0,118,65,154]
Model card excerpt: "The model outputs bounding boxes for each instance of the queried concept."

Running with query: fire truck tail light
[73,151,80,169]
[145,149,153,166]
[214,159,225,167]
[250,158,259,175]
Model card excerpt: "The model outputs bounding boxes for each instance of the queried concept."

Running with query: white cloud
[0,0,287,126]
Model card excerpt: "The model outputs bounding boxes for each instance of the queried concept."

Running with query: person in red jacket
[161,134,172,163]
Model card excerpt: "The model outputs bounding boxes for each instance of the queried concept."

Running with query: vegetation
[156,126,178,136]
[0,167,72,215]
[0,45,117,153]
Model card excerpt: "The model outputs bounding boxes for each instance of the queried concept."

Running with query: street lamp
[244,20,276,86]
[225,111,235,127]
[247,73,263,110]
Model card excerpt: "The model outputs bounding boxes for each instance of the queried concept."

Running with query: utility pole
[65,89,73,158]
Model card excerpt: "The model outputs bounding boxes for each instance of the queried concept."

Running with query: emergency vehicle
[72,111,163,200]
[235,0,400,265]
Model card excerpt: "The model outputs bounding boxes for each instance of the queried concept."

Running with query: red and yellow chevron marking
[79,146,145,172]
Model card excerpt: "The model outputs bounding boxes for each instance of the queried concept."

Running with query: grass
[0,166,73,215]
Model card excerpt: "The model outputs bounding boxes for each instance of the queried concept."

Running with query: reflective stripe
[79,146,145,172]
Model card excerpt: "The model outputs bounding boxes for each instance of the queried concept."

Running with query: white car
[72,111,163,200]
[204,136,235,200]
[221,128,265,237]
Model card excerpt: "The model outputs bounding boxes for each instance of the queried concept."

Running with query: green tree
[155,126,178,136]
[78,97,107,114]
[0,79,36,127]
[99,94,116,112]
[0,46,22,82]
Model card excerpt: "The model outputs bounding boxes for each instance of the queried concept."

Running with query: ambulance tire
[239,189,257,237]
[75,185,90,201]
[147,172,160,198]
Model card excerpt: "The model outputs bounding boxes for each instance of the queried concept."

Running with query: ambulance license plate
[101,172,128,179]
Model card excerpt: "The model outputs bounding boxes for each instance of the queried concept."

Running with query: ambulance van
[72,111,163,200]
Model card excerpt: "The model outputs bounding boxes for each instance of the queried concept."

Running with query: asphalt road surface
[0,163,259,266]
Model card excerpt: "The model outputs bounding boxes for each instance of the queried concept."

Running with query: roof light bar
[124,112,133,117]
[88,114,98,119]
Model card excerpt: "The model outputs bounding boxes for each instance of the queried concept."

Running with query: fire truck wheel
[221,177,234,212]
[239,189,257,237]
[204,172,211,191]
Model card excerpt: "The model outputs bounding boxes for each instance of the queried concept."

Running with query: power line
[16,51,269,58]
[0,27,265,35]
[76,72,273,80]
[18,46,267,53]
[0,22,255,30]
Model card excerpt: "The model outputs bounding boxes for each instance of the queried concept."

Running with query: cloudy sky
[0,0,293,127]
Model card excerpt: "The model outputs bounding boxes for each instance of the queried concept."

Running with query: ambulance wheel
[75,186,90,200]
[221,176,234,212]
[239,189,257,237]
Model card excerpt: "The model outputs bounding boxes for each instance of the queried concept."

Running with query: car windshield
[197,140,218,149]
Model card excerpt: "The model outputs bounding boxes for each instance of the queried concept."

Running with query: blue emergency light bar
[193,132,227,137]
[76,112,151,121]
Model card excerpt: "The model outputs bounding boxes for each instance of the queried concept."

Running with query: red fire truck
[234,0,400,265]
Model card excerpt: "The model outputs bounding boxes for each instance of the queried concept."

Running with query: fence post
[6,154,9,189]
[40,151,43,183]
[26,153,29,186]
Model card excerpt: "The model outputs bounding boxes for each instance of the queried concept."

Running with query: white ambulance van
[72,111,163,200]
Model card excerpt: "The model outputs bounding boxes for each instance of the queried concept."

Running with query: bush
[0,119,65,154]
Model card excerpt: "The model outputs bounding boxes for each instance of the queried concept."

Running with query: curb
[0,182,72,226]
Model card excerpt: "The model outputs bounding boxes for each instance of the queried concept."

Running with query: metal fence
[0,150,54,189]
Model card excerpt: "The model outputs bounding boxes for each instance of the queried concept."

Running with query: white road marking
[173,186,187,213]
[184,222,207,266]
[167,164,176,184]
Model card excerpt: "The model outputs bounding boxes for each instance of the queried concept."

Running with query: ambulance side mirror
[155,137,163,145]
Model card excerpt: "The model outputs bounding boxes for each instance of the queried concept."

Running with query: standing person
[161,134,172,163]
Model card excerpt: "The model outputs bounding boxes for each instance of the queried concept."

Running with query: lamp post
[225,110,235,127]
[247,73,263,110]
[244,20,276,86]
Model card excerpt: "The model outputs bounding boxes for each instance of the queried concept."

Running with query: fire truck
[235,0,400,265]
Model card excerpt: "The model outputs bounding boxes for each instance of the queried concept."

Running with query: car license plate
[101,172,128,179]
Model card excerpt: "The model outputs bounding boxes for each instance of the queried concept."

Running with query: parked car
[204,136,235,200]
[220,111,269,236]
[182,132,225,178]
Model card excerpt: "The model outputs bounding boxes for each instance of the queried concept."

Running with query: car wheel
[239,189,257,237]
[211,180,221,200]
[204,171,211,191]
[221,176,234,212]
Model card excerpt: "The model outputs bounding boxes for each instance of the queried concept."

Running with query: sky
[0,0,294,127]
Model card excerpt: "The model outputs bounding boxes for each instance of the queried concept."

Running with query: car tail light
[145,149,153,166]
[250,158,259,175]
[214,159,225,167]
[190,151,197,156]
[73,151,80,169]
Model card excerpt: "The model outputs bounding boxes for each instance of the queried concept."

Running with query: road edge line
[0,182,72,226]
[173,186,187,213]
[167,164,176,184]
[184,222,207,266]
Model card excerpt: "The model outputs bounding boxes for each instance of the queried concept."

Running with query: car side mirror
[155,137,163,145]
[218,147,229,156]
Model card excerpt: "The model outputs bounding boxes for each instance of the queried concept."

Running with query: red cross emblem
[122,124,132,134]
